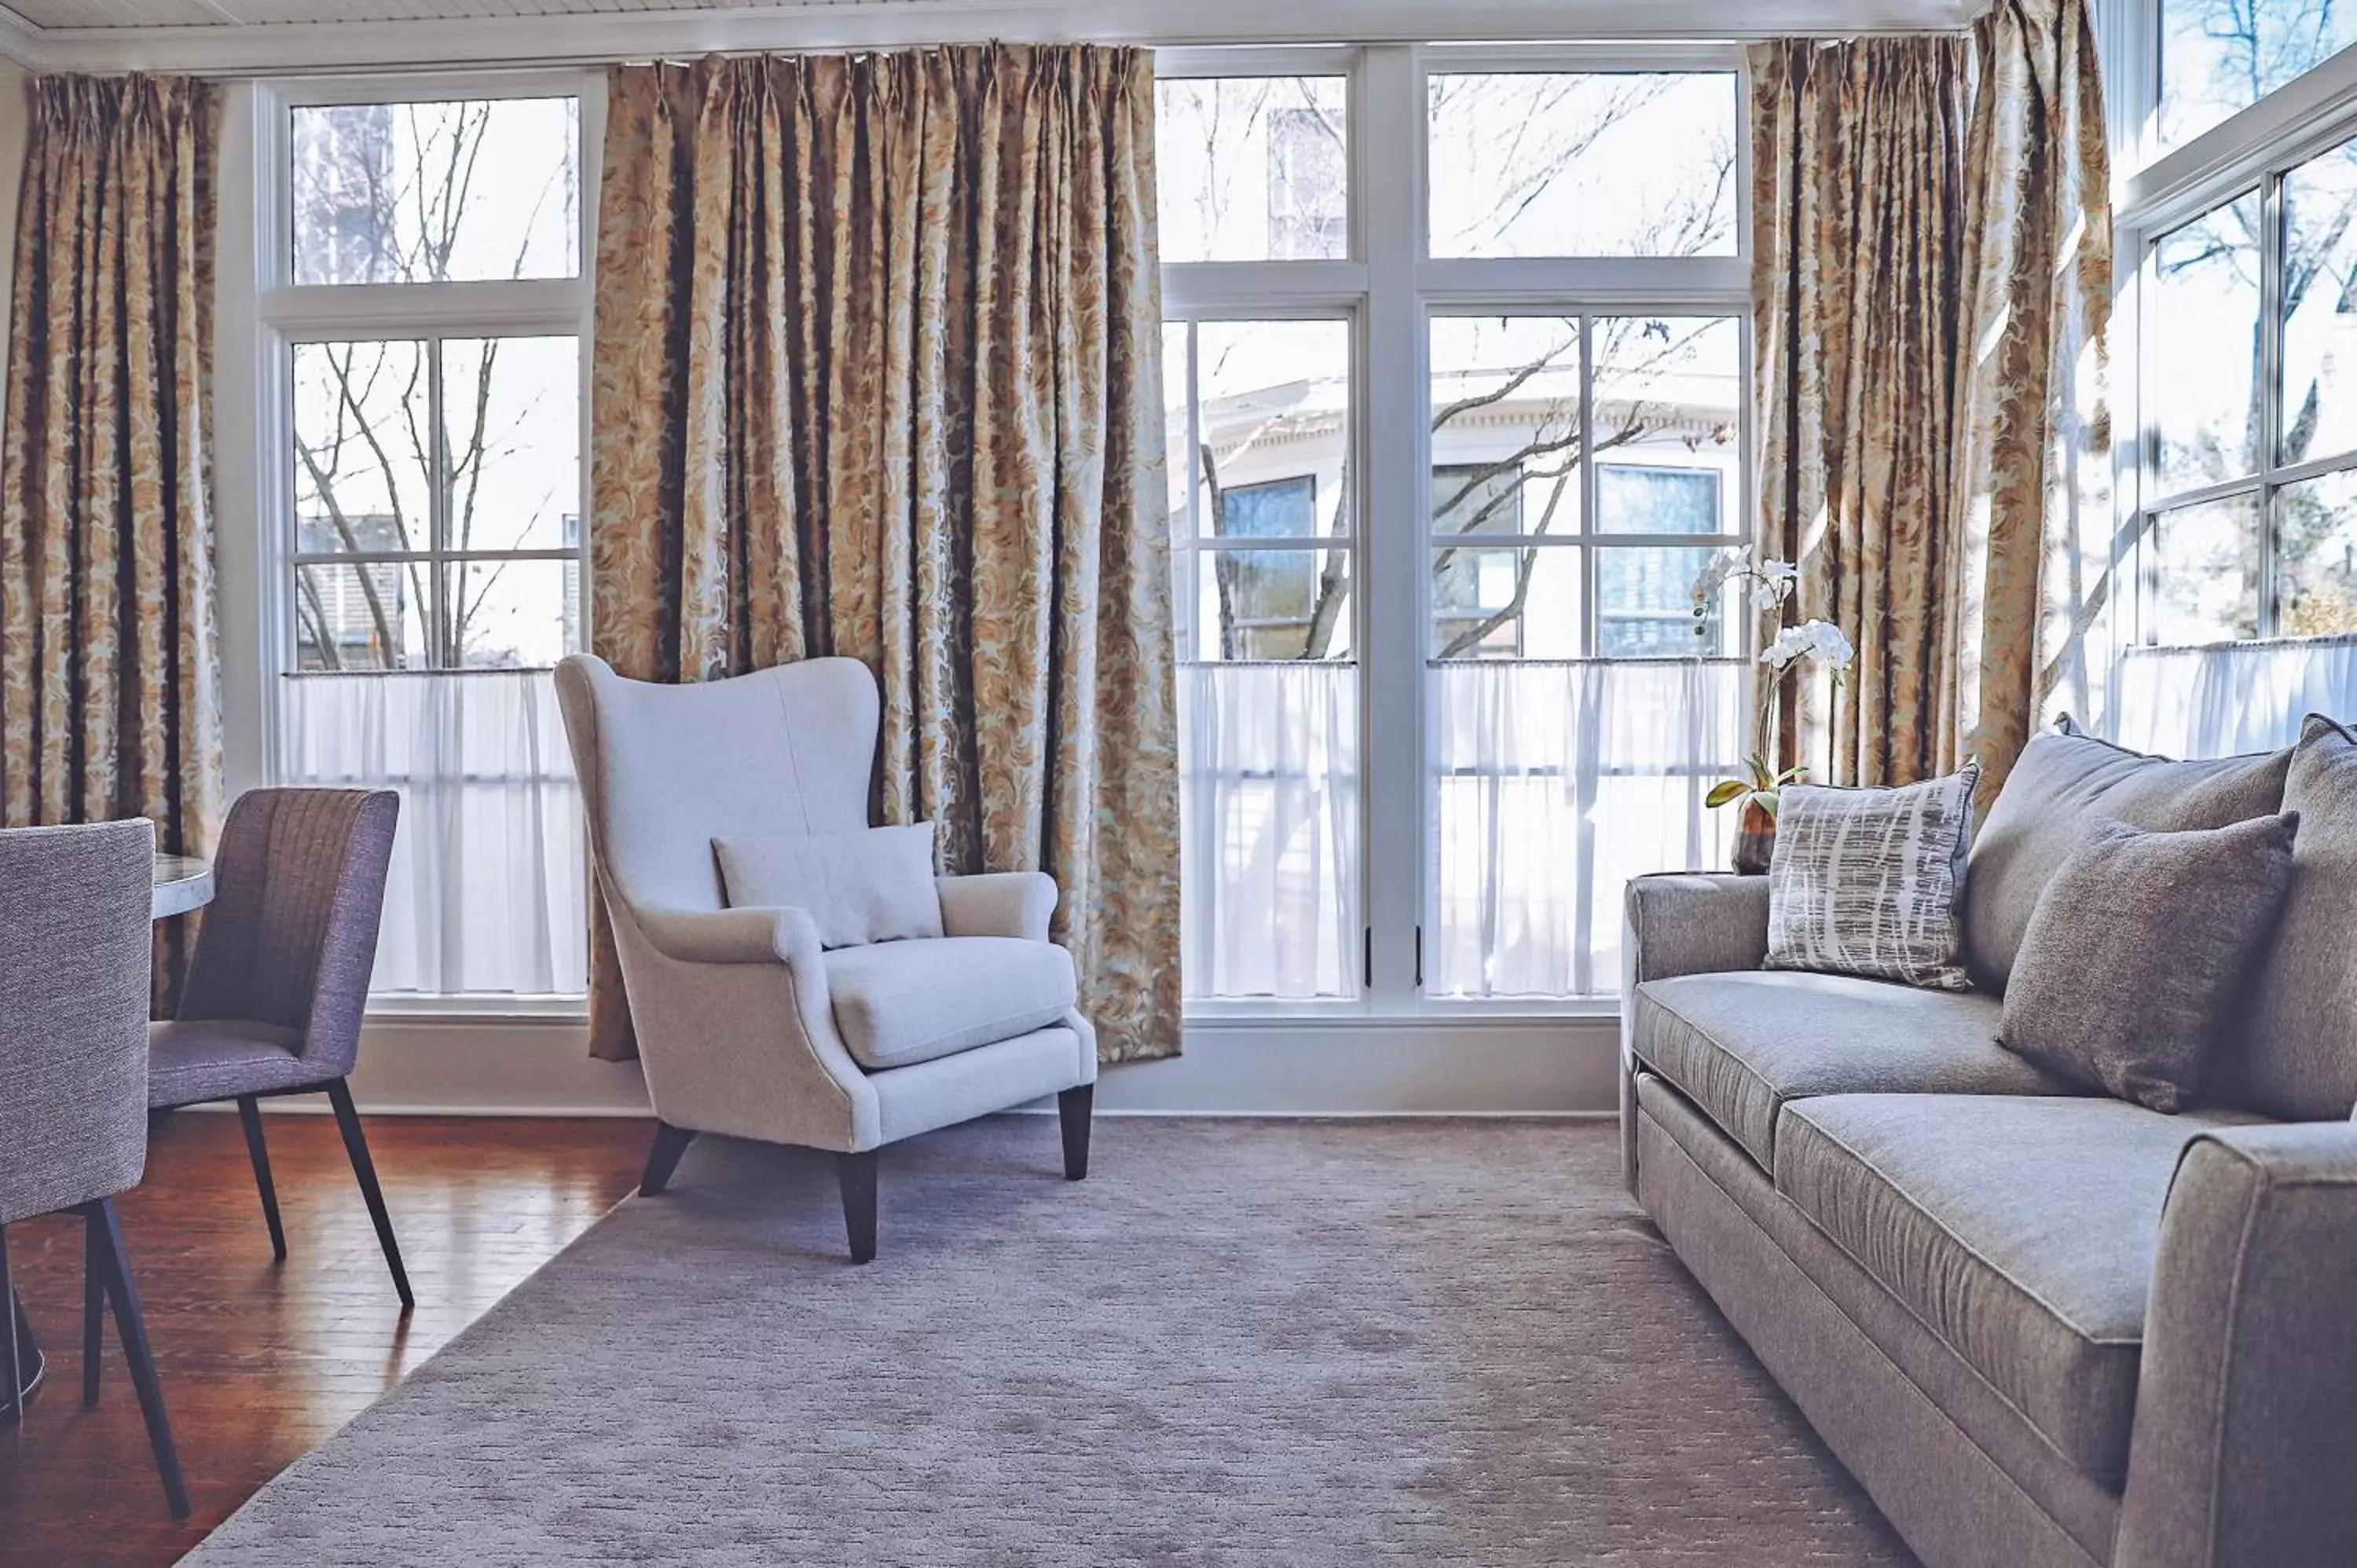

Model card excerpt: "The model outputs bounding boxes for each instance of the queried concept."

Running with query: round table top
[152,853,214,919]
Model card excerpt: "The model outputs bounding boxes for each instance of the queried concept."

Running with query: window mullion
[2260,167,2286,637]
[427,334,450,668]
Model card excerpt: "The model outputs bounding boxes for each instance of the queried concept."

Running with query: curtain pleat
[589,47,1178,1064]
[1751,2,2111,800]
[0,73,221,999]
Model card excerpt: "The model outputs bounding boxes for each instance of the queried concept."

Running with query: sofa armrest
[1619,874,1769,1196]
[2117,1123,2357,1568]
[937,872,1058,941]
[1622,873,1772,988]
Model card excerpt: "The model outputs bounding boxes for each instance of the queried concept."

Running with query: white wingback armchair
[553,653,1098,1263]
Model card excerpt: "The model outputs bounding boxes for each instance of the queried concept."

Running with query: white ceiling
[0,0,1982,73]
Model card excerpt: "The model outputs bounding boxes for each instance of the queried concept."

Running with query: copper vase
[1732,799,1776,877]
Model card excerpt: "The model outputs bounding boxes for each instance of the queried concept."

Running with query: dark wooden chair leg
[0,1225,19,1424]
[1059,1084,1094,1181]
[325,1079,413,1311]
[88,1200,189,1519]
[638,1122,697,1196]
[82,1214,104,1405]
[838,1151,879,1265]
[236,1095,288,1260]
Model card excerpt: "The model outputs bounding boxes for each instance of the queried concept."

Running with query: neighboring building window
[270,86,590,999]
[1267,106,1347,259]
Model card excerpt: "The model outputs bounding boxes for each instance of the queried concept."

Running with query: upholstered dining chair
[148,788,412,1310]
[554,654,1098,1264]
[0,819,189,1518]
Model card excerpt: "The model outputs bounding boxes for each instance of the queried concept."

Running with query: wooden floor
[0,1110,649,1566]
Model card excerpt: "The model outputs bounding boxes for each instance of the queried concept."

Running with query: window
[1160,47,1748,1010]
[2160,0,2357,149]
[2134,134,2357,646]
[267,82,593,1000]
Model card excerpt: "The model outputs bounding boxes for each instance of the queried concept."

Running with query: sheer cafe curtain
[280,670,587,996]
[2109,636,2357,760]
[1429,659,1743,998]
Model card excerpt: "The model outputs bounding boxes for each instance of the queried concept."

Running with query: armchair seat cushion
[148,1019,317,1109]
[824,937,1077,1072]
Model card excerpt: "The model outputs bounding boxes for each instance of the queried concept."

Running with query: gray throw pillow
[1997,813,2300,1114]
[2221,716,2357,1119]
[1764,764,1981,991]
[713,822,944,950]
[1962,731,2292,993]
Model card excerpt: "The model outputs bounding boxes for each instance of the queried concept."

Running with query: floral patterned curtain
[1752,2,2111,800]
[589,46,1178,1064]
[0,74,221,993]
[1751,35,1972,787]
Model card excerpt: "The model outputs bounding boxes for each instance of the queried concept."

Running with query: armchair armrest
[937,872,1058,941]
[2117,1123,2357,1568]
[634,903,827,967]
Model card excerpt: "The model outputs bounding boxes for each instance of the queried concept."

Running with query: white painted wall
[0,57,28,428]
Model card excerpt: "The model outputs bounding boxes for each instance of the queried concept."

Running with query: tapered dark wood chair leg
[325,1079,413,1311]
[638,1122,697,1196]
[236,1095,288,1260]
[87,1200,189,1519]
[838,1151,879,1265]
[0,1225,19,1424]
[82,1214,104,1405]
[1058,1085,1094,1181]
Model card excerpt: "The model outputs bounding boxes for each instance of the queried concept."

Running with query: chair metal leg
[638,1122,697,1196]
[87,1200,190,1519]
[838,1151,879,1265]
[83,1214,104,1406]
[1058,1085,1094,1181]
[325,1079,413,1311]
[1,1225,19,1425]
[236,1095,288,1260]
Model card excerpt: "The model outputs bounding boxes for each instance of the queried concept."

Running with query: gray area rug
[187,1118,1914,1566]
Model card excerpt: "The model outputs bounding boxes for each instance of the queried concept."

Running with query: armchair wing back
[0,819,156,1226]
[553,653,878,914]
[174,788,400,1081]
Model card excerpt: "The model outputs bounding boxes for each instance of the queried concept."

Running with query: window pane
[1430,316,1583,537]
[447,559,576,669]
[2147,193,2263,499]
[1157,78,1347,262]
[2161,1,2357,149]
[442,336,581,553]
[2280,468,2357,635]
[292,97,581,285]
[1593,315,1743,533]
[296,562,425,671]
[294,339,430,555]
[1193,549,1351,661]
[1431,545,1584,658]
[2149,493,2264,644]
[2281,137,2357,467]
[1427,73,1736,258]
[1184,320,1351,540]
[1598,546,1727,657]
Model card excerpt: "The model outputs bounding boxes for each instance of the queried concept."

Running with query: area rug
[185,1118,1914,1566]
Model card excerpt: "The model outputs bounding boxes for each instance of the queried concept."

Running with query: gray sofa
[1619,733,2357,1568]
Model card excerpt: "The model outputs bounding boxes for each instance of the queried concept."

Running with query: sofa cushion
[823,936,1076,1072]
[1776,1094,2274,1484]
[1764,766,1980,991]
[1961,731,2291,993]
[1630,971,2077,1171]
[2227,715,2357,1119]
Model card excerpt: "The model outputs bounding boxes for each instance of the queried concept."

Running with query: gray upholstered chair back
[0,819,156,1226]
[553,654,878,914]
[174,788,399,1079]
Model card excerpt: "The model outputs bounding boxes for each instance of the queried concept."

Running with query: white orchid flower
[1758,618,1853,673]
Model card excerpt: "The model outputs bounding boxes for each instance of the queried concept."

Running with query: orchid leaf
[1704,779,1749,809]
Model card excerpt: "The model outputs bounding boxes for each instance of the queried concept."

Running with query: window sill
[366,995,588,1025]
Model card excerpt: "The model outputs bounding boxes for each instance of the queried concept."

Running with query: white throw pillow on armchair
[713,822,945,949]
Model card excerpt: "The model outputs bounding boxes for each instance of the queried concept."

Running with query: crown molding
[0,6,49,69]
[17,0,1978,77]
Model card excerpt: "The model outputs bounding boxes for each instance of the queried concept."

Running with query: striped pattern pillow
[1765,764,1982,990]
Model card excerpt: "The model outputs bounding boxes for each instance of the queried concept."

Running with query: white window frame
[216,69,603,1014]
[2109,0,2357,649]
[1161,41,1753,1024]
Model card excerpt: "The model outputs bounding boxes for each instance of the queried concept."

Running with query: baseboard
[240,1013,1622,1119]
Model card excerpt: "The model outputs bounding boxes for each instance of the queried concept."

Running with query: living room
[0,0,2350,1563]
